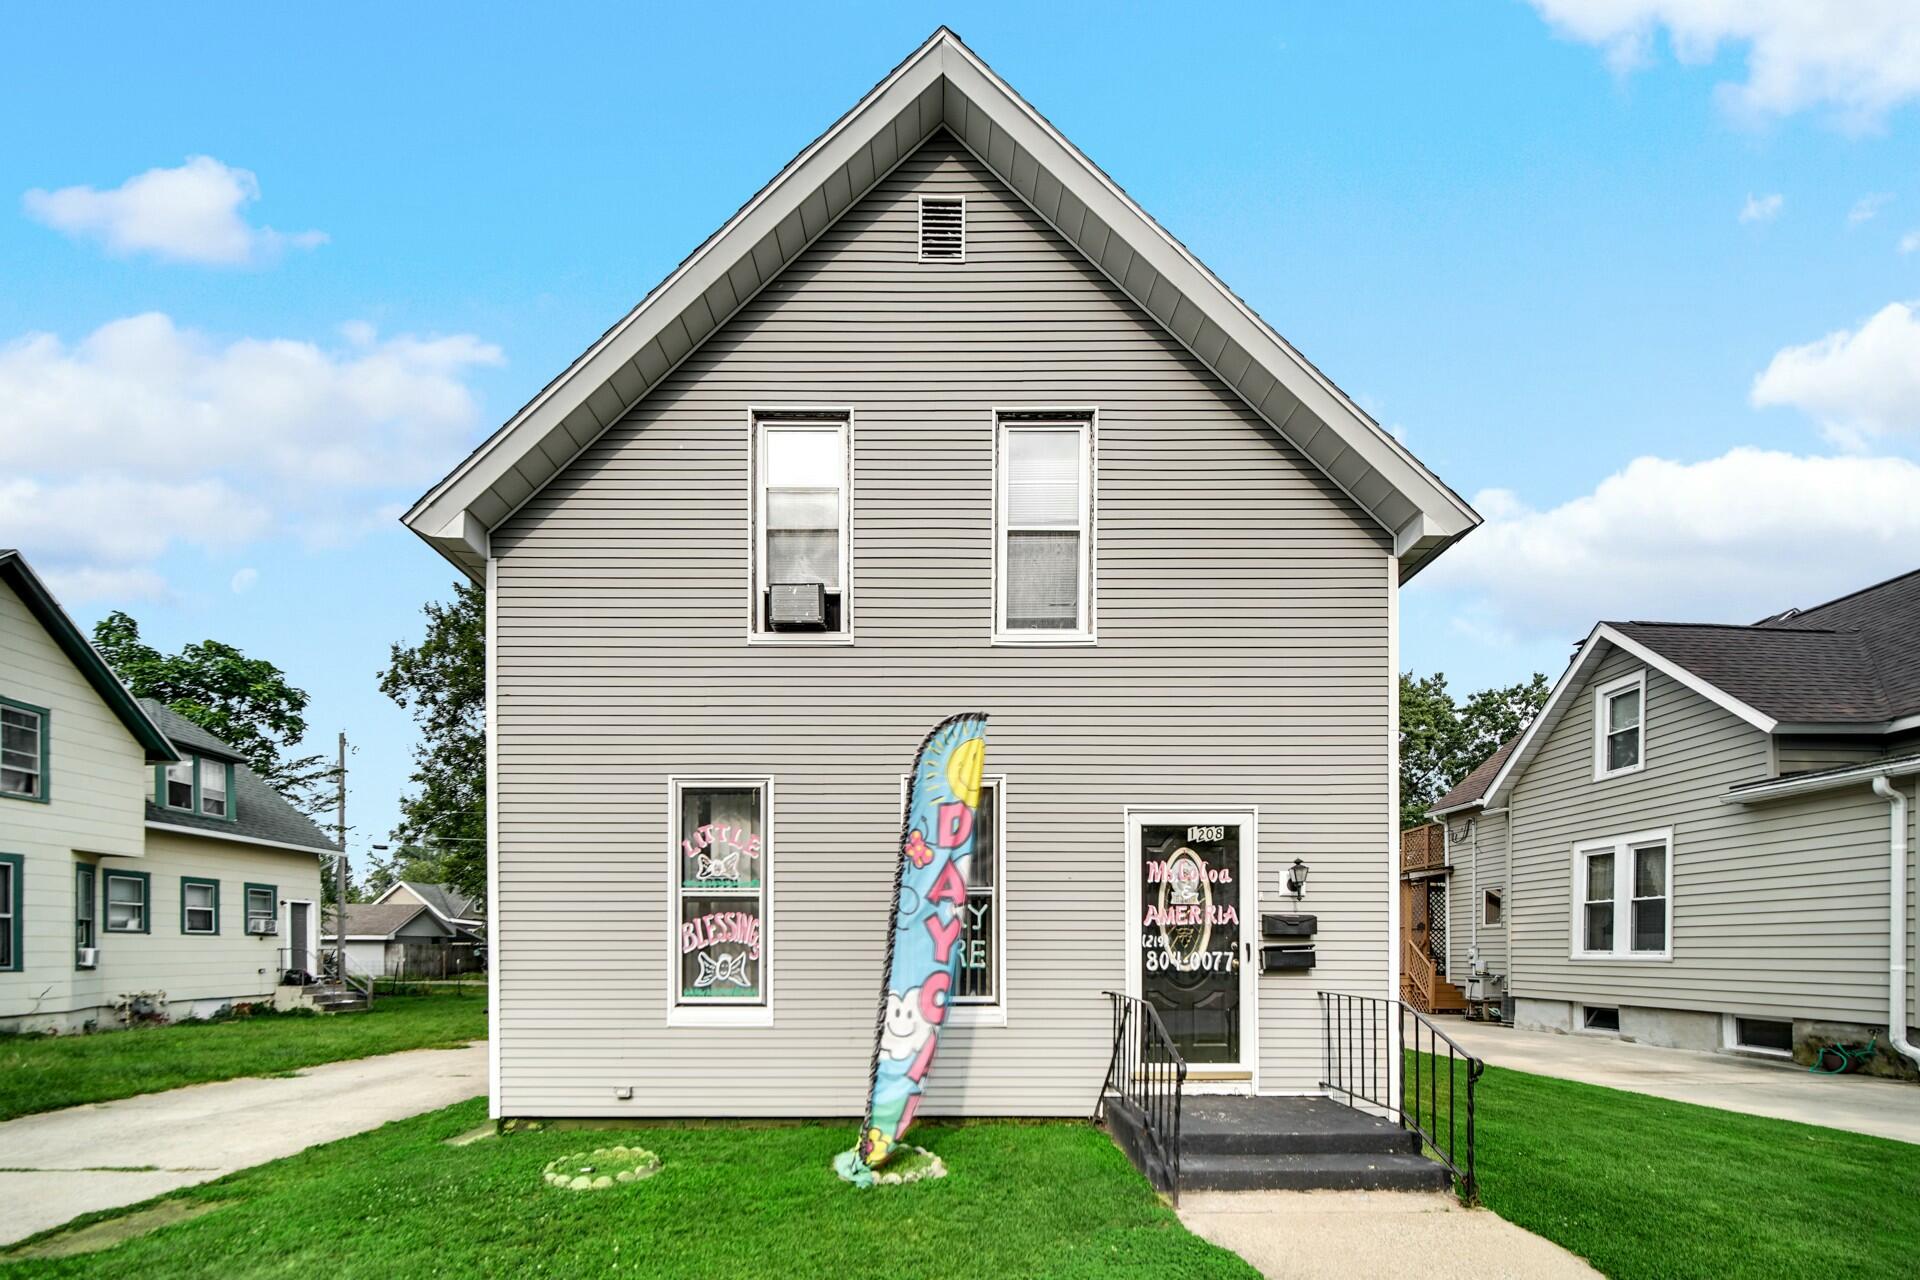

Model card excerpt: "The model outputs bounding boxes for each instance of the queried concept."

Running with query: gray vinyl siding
[1445,807,1507,980]
[489,132,1395,1118]
[1775,737,1890,775]
[1508,644,1918,1028]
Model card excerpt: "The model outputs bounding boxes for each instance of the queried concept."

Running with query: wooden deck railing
[1400,823,1447,875]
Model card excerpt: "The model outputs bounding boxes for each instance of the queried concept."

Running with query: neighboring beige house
[1,550,336,1034]
[324,882,484,977]
[402,30,1479,1123]
[1433,568,1920,1078]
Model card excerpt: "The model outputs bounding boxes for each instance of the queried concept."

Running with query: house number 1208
[1188,825,1225,843]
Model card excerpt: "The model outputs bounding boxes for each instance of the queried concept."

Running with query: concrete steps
[305,984,369,1014]
[1106,1094,1450,1195]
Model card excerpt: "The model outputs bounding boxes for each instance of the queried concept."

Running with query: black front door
[1137,819,1244,1066]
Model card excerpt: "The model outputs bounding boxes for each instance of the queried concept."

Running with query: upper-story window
[1,696,49,802]
[996,414,1093,641]
[753,414,850,638]
[158,754,237,821]
[1593,670,1646,781]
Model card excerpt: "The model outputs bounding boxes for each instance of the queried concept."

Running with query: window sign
[674,783,767,1003]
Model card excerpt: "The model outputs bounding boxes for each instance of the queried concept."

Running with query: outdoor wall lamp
[1286,858,1310,901]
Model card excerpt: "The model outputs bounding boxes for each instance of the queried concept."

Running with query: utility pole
[334,731,347,982]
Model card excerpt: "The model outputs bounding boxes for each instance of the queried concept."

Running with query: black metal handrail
[1319,991,1485,1202]
[1093,991,1188,1203]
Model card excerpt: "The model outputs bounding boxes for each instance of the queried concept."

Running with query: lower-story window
[106,870,151,934]
[0,854,22,971]
[1571,829,1672,960]
[669,778,770,1017]
[900,774,1005,1015]
[76,863,96,955]
[181,877,220,934]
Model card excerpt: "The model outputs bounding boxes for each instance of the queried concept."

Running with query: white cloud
[1419,448,1920,636]
[0,313,501,600]
[1901,230,1920,255]
[1751,301,1920,447]
[1528,1,1920,127]
[22,156,326,266]
[1739,192,1783,224]
[230,567,259,594]
[1849,193,1893,225]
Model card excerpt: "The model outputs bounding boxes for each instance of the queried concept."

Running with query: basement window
[918,196,965,262]
[1734,1017,1792,1055]
[1581,1005,1620,1032]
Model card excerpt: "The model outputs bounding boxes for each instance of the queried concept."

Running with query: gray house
[403,29,1478,1120]
[1434,569,1920,1076]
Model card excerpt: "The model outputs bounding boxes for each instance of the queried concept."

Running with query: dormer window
[158,754,237,821]
[1593,671,1646,781]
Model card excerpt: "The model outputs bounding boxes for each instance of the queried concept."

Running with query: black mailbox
[1262,913,1317,939]
[1261,945,1316,972]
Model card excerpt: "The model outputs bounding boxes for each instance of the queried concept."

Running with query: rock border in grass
[869,1146,947,1186]
[541,1145,662,1191]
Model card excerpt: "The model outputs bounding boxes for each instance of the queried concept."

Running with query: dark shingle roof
[324,902,439,939]
[1601,567,1920,727]
[1431,735,1520,812]
[139,699,339,853]
[401,882,481,923]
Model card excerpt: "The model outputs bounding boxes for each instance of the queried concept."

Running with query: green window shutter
[0,853,23,971]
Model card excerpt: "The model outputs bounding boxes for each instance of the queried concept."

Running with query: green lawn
[1424,1054,1920,1278]
[0,993,487,1122]
[0,1104,1255,1279]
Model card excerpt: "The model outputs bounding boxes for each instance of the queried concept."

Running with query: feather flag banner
[836,712,989,1186]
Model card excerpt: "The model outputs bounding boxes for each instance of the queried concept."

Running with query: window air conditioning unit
[76,946,99,969]
[247,917,279,936]
[769,582,827,629]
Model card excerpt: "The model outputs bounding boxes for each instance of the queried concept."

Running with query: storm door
[1127,811,1256,1075]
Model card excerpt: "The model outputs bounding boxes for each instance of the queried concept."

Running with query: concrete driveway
[1444,1020,1920,1145]
[0,1041,486,1247]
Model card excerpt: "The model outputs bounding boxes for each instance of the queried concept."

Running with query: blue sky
[4,3,1919,873]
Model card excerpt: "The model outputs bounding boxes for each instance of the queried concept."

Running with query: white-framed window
[1,697,47,801]
[751,412,850,640]
[1571,829,1672,960]
[1593,670,1646,780]
[995,412,1093,641]
[667,777,772,1025]
[900,773,1007,1024]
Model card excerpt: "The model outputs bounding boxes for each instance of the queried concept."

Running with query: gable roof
[141,699,340,854]
[1480,566,1920,808]
[0,550,176,763]
[403,27,1477,584]
[376,880,482,925]
[322,901,447,940]
[1429,734,1520,815]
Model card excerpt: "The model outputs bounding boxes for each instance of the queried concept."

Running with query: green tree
[92,612,334,814]
[1399,670,1549,829]
[379,582,485,904]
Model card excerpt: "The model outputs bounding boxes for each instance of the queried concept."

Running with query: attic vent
[919,196,965,262]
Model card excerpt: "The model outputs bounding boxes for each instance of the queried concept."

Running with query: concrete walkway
[0,1041,486,1247]
[1443,1020,1920,1145]
[1180,1189,1598,1279]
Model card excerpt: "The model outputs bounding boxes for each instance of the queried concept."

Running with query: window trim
[105,869,152,935]
[1569,827,1673,962]
[75,861,96,963]
[665,775,775,1027]
[917,194,967,263]
[1483,886,1503,929]
[992,408,1097,645]
[0,695,51,804]
[244,883,278,935]
[158,754,238,822]
[0,853,23,972]
[1592,670,1647,781]
[181,876,221,935]
[899,772,1008,1027]
[747,407,854,645]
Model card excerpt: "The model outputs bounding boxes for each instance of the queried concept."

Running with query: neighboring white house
[0,550,336,1033]
[1433,567,1920,1079]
